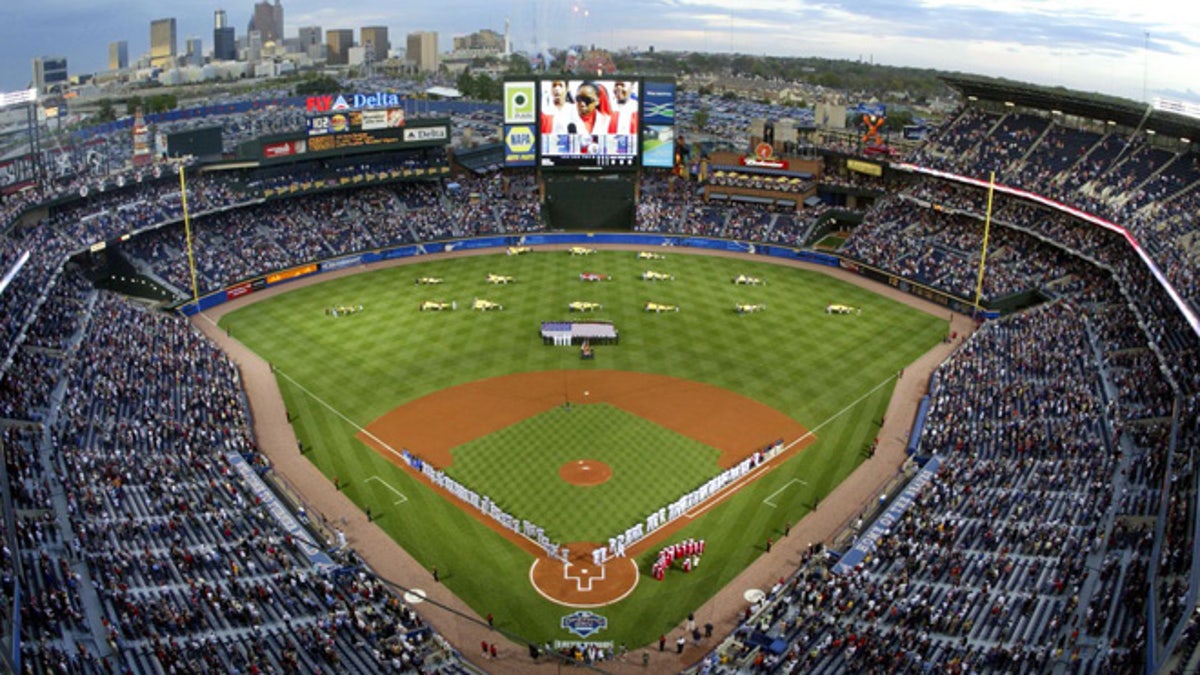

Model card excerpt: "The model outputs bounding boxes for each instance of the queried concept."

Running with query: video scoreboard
[503,77,676,171]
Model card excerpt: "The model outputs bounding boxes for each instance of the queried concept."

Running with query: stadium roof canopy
[425,86,462,99]
[454,142,503,174]
[941,73,1200,141]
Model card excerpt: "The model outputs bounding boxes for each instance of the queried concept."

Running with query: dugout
[542,175,636,230]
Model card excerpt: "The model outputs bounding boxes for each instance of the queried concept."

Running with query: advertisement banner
[0,154,37,193]
[846,159,882,176]
[266,264,318,285]
[225,281,253,300]
[0,88,37,107]
[321,255,363,272]
[403,126,448,142]
[504,81,536,123]
[641,80,676,126]
[740,156,789,170]
[504,125,536,166]
[307,111,358,136]
[263,139,307,159]
[361,108,405,131]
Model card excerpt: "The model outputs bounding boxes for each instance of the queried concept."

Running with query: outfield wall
[174,232,951,316]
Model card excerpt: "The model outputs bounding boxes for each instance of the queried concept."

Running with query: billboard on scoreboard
[539,79,639,170]
[259,121,450,161]
[309,108,405,136]
[504,125,536,166]
[504,81,536,124]
[641,80,676,169]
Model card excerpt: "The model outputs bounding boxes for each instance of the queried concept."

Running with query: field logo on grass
[561,610,608,638]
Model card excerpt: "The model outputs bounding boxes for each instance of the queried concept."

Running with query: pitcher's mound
[560,459,612,486]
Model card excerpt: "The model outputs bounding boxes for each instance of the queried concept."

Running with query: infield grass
[449,403,722,542]
[219,248,947,647]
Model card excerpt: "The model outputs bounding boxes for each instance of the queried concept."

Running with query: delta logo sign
[307,92,404,113]
[561,611,608,639]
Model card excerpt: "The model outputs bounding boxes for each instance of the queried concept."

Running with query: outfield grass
[220,249,947,646]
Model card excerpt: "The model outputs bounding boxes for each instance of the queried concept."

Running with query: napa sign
[306,92,404,113]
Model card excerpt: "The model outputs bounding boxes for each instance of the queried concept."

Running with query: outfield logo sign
[561,611,608,638]
[306,92,403,112]
[404,126,448,142]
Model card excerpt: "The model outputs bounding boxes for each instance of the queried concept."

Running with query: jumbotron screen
[538,79,639,170]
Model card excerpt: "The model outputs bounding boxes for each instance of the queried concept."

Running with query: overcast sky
[2,0,1197,104]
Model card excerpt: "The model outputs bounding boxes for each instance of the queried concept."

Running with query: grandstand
[1,71,1198,674]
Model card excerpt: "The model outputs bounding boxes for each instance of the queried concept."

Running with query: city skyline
[1,0,1197,106]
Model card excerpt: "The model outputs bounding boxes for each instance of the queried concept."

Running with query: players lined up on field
[651,538,707,581]
[588,446,777,568]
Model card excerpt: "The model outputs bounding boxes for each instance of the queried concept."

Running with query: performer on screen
[540,80,578,134]
[610,81,638,134]
[573,82,613,136]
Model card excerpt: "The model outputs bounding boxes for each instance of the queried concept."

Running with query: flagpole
[972,171,996,319]
[179,165,201,312]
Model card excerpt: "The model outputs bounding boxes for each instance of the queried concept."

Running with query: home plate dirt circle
[530,542,639,608]
[559,459,612,486]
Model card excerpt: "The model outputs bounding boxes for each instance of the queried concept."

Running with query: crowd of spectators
[904,102,1200,316]
[3,85,1200,673]
[2,285,467,673]
[695,273,1175,672]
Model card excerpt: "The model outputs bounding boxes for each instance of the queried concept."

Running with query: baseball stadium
[1,56,1199,675]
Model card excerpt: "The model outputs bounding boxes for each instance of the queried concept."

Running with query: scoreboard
[503,76,676,172]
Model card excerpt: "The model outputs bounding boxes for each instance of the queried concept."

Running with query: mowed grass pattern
[448,403,722,542]
[219,249,948,645]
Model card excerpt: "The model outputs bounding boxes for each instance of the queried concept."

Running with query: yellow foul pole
[179,166,201,311]
[972,171,996,319]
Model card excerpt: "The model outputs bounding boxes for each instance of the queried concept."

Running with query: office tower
[214,27,236,61]
[247,30,263,62]
[185,38,203,67]
[299,26,323,60]
[250,0,284,43]
[150,18,177,68]
[108,41,129,70]
[32,56,68,93]
[326,29,353,65]
[453,29,504,52]
[360,26,389,63]
[406,31,438,73]
[213,10,236,60]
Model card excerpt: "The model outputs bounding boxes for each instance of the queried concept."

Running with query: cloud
[0,0,1197,103]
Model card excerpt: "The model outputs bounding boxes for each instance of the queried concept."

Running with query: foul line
[763,478,807,508]
[256,361,556,555]
[272,368,411,466]
[366,475,409,505]
[684,373,899,520]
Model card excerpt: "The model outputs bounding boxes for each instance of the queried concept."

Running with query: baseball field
[217,248,948,647]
